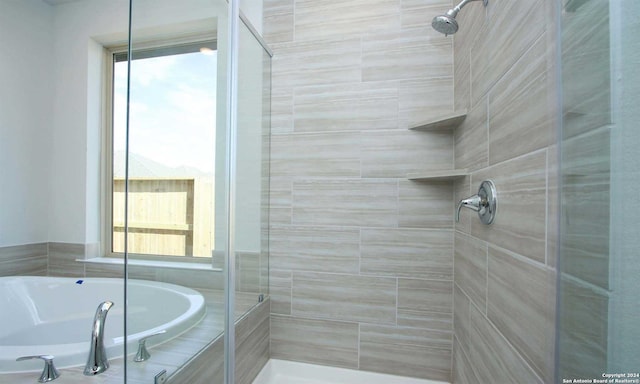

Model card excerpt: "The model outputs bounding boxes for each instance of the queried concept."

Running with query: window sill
[77,257,223,272]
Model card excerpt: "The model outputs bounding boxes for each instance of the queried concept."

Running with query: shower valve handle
[16,355,61,382]
[456,180,497,225]
[456,195,482,222]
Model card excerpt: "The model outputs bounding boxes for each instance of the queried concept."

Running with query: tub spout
[84,301,114,376]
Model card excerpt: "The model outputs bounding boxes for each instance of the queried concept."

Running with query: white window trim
[100,36,219,265]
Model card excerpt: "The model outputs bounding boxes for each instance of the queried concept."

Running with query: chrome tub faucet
[84,301,114,376]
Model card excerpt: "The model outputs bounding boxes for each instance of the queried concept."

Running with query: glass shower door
[557,0,640,380]
[123,1,229,382]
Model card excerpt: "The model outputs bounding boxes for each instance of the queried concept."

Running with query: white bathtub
[0,276,206,373]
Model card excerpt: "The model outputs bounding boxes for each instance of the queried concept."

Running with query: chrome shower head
[432,0,488,36]
[432,11,459,36]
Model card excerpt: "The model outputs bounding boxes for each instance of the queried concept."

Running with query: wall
[451,0,558,383]
[264,0,456,381]
[0,0,53,248]
[240,0,263,34]
[168,298,270,384]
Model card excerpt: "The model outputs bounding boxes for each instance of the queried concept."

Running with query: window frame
[102,37,218,264]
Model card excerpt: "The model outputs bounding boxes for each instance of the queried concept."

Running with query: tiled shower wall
[264,0,458,381]
[451,0,558,383]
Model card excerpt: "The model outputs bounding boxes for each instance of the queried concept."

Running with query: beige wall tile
[451,0,558,381]
[271,132,361,178]
[471,150,547,264]
[271,314,359,368]
[398,180,453,229]
[292,272,397,324]
[361,129,453,178]
[488,35,554,165]
[292,179,398,227]
[468,303,544,384]
[454,232,488,312]
[269,269,292,315]
[558,276,608,379]
[561,128,610,289]
[294,83,399,132]
[263,0,294,44]
[270,225,360,274]
[48,242,85,277]
[294,0,401,42]
[487,246,554,382]
[360,324,451,381]
[453,0,486,111]
[236,251,261,293]
[266,0,460,378]
[361,228,453,280]
[269,177,292,225]
[454,98,488,171]
[401,0,451,29]
[453,283,472,355]
[362,27,452,82]
[85,263,124,278]
[471,0,546,105]
[397,278,453,330]
[235,301,270,384]
[561,0,611,139]
[271,38,362,89]
[0,243,48,277]
[547,143,559,268]
[270,87,294,134]
[453,338,480,384]
[398,78,454,129]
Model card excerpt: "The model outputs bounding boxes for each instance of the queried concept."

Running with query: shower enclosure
[0,0,270,383]
[557,0,640,380]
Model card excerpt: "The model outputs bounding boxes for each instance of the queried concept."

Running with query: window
[107,40,218,259]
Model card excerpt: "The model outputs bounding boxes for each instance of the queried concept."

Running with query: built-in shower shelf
[407,169,468,181]
[409,110,467,131]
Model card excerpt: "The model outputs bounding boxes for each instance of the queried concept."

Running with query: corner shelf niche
[409,110,467,131]
[408,110,469,181]
[407,169,468,181]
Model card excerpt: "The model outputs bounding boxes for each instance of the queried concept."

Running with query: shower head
[432,0,488,36]
[432,11,459,36]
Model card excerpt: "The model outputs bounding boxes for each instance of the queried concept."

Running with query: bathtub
[0,276,206,373]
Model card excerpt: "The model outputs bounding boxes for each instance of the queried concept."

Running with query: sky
[113,50,218,175]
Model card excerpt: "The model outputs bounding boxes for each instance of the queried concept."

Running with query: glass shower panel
[124,1,229,382]
[234,17,272,320]
[606,0,640,373]
[558,0,640,380]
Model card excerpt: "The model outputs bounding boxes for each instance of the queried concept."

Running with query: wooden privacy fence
[112,177,214,257]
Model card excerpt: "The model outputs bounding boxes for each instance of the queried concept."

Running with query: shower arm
[451,0,487,15]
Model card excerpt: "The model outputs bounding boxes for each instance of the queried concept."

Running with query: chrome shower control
[456,180,497,225]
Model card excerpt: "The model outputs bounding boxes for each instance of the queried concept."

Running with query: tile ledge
[407,169,468,181]
[77,257,222,272]
[408,110,467,131]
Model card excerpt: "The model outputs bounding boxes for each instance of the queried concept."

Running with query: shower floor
[252,359,449,384]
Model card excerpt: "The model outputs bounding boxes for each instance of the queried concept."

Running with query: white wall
[48,0,130,244]
[0,0,54,247]
[240,0,263,35]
